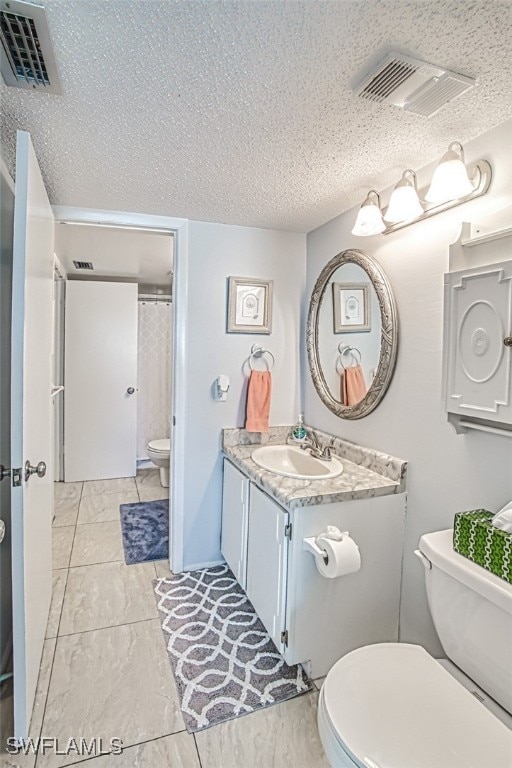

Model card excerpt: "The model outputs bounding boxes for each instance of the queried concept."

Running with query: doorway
[52,213,186,572]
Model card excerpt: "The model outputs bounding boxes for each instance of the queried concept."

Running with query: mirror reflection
[318,264,382,406]
[307,249,398,419]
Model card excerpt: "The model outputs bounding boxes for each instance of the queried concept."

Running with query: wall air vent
[73,261,94,271]
[353,52,475,118]
[0,0,61,93]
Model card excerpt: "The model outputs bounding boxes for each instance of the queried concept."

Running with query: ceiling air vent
[0,0,61,93]
[353,52,475,117]
[73,261,94,271]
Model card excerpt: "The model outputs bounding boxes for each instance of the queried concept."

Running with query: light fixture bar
[383,159,492,235]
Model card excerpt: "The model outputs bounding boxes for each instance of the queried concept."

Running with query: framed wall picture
[332,282,371,333]
[227,277,273,334]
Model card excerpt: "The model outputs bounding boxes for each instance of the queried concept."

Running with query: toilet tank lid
[148,439,170,452]
[419,529,512,615]
[322,643,512,768]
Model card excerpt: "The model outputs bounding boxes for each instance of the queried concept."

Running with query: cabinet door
[246,486,289,650]
[445,261,512,423]
[221,460,249,588]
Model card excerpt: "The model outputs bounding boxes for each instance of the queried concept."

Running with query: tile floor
[1,471,329,768]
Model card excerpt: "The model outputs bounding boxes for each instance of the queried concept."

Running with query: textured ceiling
[1,0,512,233]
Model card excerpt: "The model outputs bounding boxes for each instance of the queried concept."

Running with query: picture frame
[227,277,273,334]
[332,282,371,333]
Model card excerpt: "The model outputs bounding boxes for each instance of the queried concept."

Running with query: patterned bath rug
[153,564,312,732]
[120,498,168,564]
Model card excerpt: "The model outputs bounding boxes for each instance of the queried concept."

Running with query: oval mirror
[306,249,398,419]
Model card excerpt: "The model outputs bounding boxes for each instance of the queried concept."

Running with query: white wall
[181,222,306,569]
[305,118,512,655]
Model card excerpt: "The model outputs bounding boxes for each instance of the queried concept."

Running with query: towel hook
[249,343,275,372]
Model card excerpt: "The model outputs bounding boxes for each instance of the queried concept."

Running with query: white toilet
[317,529,512,768]
[146,438,170,487]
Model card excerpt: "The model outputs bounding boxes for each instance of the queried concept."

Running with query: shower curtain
[137,301,172,461]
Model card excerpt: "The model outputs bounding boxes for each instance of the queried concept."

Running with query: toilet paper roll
[314,533,361,579]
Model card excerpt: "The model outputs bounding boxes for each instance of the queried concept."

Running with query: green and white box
[453,510,512,585]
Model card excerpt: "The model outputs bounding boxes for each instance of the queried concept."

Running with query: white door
[11,131,54,739]
[246,486,289,650]
[221,460,249,588]
[64,281,138,481]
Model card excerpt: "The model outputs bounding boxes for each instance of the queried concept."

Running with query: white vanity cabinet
[221,460,250,589]
[221,457,406,678]
[284,492,404,677]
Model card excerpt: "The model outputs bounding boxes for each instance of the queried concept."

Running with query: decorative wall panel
[444,261,512,426]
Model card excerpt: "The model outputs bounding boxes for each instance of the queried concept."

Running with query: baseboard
[182,558,226,572]
[136,458,154,470]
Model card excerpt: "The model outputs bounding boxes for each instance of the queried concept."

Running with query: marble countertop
[222,427,407,510]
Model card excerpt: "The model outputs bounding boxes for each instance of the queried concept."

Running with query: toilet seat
[319,643,512,768]
[147,438,170,454]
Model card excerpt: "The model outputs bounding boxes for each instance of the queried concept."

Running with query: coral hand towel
[342,365,367,406]
[246,371,272,432]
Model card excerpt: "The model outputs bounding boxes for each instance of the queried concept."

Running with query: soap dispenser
[291,413,307,443]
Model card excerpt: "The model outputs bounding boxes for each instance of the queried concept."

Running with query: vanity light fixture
[384,170,423,223]
[352,141,492,236]
[425,141,475,203]
[351,191,386,237]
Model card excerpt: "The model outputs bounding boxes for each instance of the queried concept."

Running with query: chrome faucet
[300,432,332,461]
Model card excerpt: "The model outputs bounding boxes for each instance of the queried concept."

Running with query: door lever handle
[25,461,47,482]
[126,387,135,395]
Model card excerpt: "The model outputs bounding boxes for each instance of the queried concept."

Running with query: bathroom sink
[251,445,343,480]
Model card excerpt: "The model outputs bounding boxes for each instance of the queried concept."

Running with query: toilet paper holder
[302,525,350,565]
[303,536,330,564]
[303,527,361,579]
[303,528,350,565]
